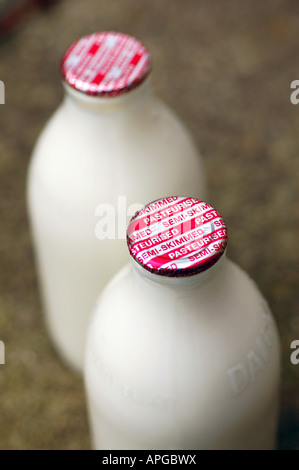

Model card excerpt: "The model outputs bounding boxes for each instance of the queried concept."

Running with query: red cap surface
[127,197,228,277]
[60,32,151,97]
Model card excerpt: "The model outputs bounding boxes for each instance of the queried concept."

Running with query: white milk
[27,33,206,373]
[85,197,280,450]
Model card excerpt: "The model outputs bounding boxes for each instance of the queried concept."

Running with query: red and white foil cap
[60,32,151,97]
[127,197,228,277]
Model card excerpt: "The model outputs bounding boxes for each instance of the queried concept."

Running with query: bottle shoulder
[91,258,276,331]
[30,91,200,159]
[89,256,280,372]
[27,93,206,211]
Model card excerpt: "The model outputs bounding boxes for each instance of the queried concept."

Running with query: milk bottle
[27,33,206,373]
[85,196,280,449]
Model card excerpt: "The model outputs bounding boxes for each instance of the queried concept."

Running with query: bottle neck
[130,251,228,290]
[62,75,153,114]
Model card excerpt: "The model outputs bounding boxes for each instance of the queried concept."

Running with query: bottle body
[27,80,206,372]
[85,258,280,450]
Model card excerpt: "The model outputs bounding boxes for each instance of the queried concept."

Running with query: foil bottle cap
[60,31,151,97]
[127,197,228,277]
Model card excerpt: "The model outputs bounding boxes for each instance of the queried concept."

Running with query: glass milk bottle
[85,196,280,450]
[27,32,206,373]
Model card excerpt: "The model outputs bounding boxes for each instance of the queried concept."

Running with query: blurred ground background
[0,0,298,450]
